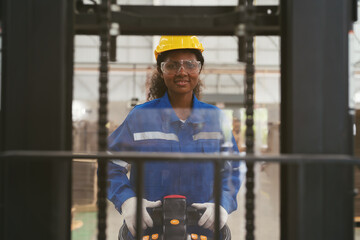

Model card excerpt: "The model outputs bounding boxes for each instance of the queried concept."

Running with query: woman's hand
[121,197,162,236]
[191,202,228,231]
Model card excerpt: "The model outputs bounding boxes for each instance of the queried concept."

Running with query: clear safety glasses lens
[161,60,201,74]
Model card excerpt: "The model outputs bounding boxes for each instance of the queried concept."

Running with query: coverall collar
[160,92,206,124]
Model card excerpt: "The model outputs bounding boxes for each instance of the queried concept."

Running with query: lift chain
[97,0,110,240]
[244,0,256,239]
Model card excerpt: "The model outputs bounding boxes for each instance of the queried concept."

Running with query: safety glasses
[161,60,201,75]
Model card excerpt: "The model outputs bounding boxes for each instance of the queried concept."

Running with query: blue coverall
[107,92,243,232]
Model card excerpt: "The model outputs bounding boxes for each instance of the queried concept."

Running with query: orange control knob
[151,234,159,239]
[191,233,198,239]
[170,219,180,225]
[200,235,207,240]
[143,236,150,240]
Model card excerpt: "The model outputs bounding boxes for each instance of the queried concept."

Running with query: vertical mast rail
[213,159,223,240]
[97,0,110,240]
[244,0,256,239]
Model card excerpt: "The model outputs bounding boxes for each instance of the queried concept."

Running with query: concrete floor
[356,228,360,239]
[227,163,280,239]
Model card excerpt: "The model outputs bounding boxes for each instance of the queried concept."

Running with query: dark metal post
[237,0,246,62]
[135,161,144,240]
[244,0,256,239]
[213,159,223,240]
[97,0,110,240]
[0,0,74,240]
[280,0,354,239]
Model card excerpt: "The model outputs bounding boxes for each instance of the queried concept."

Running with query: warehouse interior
[1,0,360,240]
[72,3,281,240]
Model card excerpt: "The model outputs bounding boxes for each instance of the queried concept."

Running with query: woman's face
[161,50,201,98]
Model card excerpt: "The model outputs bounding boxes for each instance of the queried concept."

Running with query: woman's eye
[185,62,195,69]
[185,61,197,69]
[169,65,176,69]
[167,63,177,70]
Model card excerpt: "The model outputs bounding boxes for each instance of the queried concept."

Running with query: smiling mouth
[175,79,189,83]
[175,80,189,86]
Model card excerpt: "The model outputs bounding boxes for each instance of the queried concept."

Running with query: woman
[107,36,243,239]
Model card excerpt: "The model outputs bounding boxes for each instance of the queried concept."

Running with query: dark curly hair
[147,49,204,101]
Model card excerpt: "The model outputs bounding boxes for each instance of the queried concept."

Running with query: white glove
[121,197,162,236]
[191,203,228,231]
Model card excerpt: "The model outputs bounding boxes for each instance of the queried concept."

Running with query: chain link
[97,1,110,240]
[244,0,255,239]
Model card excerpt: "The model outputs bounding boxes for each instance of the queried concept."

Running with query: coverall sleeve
[219,135,245,214]
[107,120,136,213]
[212,112,244,213]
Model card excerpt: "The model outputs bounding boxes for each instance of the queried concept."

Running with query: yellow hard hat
[154,36,204,60]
